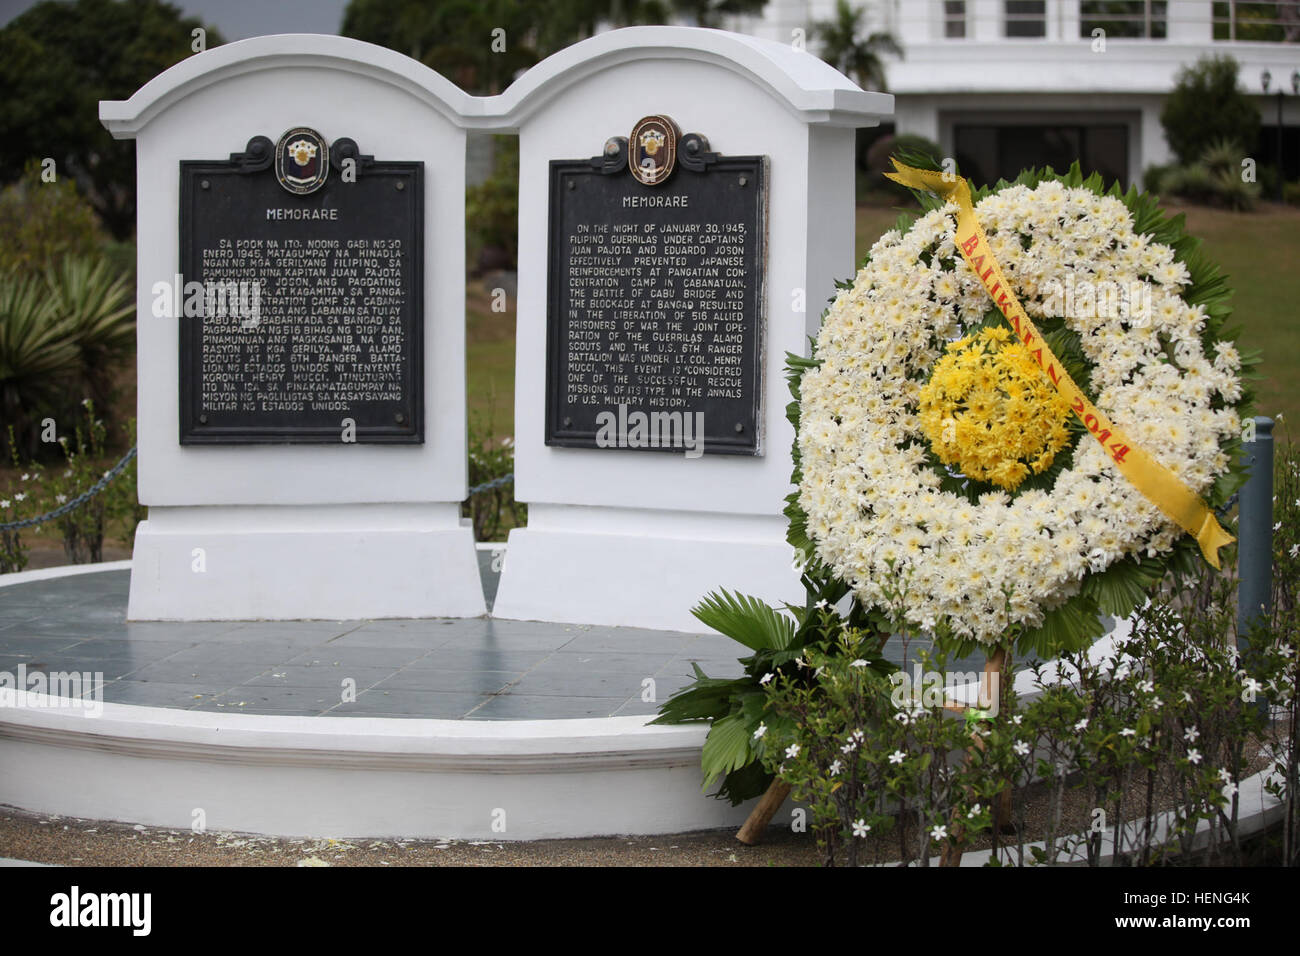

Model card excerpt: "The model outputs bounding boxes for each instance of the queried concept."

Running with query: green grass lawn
[854,200,1300,429]
[465,278,517,440]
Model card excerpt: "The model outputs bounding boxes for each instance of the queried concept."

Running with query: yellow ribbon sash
[885,160,1234,568]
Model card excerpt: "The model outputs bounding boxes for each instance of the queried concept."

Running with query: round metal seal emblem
[275,127,329,195]
[628,115,679,186]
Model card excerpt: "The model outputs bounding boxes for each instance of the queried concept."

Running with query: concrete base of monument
[492,505,804,632]
[127,503,486,621]
[0,562,775,839]
[0,703,760,840]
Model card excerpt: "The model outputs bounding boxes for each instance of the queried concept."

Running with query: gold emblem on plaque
[628,115,680,186]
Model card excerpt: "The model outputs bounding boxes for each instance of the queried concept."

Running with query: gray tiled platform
[0,566,993,719]
[0,568,747,719]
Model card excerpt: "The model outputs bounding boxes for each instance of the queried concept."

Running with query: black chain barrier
[466,473,515,496]
[0,449,509,534]
[0,446,139,533]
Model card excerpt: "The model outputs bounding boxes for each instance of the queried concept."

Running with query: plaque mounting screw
[199,414,208,424]
[200,180,210,190]
[395,412,405,424]
[604,139,620,156]
[734,423,744,433]
[568,180,576,190]
[738,176,748,187]
[395,181,405,191]
[563,417,573,427]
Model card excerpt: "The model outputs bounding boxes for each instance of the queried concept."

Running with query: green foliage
[0,270,81,456]
[1154,140,1261,211]
[466,137,520,271]
[652,579,889,804]
[1,407,141,572]
[461,411,522,542]
[812,0,902,92]
[46,256,135,411]
[45,401,113,563]
[861,133,943,198]
[691,589,797,653]
[759,635,999,866]
[342,0,746,92]
[763,557,1293,866]
[1260,424,1300,864]
[1160,55,1260,168]
[1142,162,1176,194]
[0,257,135,459]
[0,0,225,238]
[0,160,108,276]
[0,429,39,573]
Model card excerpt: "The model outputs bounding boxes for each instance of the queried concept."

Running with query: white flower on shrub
[785,744,800,759]
[829,759,843,775]
[852,819,871,838]
[1186,748,1202,765]
[753,723,766,740]
[889,750,905,764]
[1013,740,1030,756]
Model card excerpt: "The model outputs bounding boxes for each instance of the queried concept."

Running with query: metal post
[1237,416,1274,641]
[1277,92,1285,204]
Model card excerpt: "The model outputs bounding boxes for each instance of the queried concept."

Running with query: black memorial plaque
[178,134,423,443]
[545,130,767,455]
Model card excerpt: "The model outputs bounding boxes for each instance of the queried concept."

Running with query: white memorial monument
[101,35,486,620]
[488,27,892,631]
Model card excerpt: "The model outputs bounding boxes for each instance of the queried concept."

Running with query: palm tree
[812,0,903,92]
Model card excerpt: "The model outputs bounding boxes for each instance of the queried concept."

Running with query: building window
[1081,1,1168,39]
[1004,0,1046,37]
[944,1,967,38]
[1213,1,1300,42]
[954,123,1130,190]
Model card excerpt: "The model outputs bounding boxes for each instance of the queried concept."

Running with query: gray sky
[0,0,349,37]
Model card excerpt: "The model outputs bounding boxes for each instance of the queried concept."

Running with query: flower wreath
[789,163,1256,656]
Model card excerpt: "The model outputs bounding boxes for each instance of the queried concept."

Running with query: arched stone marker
[101,35,486,620]
[484,27,892,631]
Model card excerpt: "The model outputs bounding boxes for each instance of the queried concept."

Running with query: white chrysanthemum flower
[797,180,1242,645]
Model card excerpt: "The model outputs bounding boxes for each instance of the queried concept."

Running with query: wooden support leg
[735,778,793,845]
[940,648,1008,867]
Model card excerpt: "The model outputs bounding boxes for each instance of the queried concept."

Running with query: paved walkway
[0,564,990,720]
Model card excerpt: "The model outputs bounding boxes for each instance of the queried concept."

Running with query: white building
[726,1,1300,189]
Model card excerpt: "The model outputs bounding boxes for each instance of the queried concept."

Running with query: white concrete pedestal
[492,506,799,631]
[128,504,484,621]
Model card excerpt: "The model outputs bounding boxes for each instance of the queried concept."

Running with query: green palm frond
[691,588,797,652]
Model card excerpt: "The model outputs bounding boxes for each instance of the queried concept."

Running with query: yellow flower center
[918,326,1073,491]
